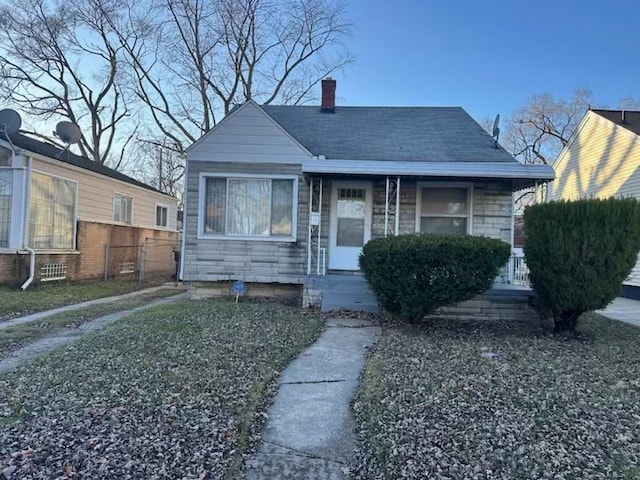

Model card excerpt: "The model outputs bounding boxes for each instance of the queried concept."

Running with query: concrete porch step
[321,292,379,313]
[303,274,379,313]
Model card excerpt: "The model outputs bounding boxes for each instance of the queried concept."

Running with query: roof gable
[187,100,312,162]
[261,105,517,163]
[550,109,640,201]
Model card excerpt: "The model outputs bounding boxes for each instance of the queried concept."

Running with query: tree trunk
[553,309,582,333]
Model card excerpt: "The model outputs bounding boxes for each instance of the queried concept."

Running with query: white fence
[506,252,530,286]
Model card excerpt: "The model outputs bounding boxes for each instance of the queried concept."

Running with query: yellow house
[549,109,640,297]
[0,128,180,286]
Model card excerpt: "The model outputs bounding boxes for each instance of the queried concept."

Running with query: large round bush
[359,234,511,321]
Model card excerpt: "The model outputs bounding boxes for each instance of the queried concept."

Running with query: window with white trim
[203,176,296,238]
[417,186,470,235]
[29,172,77,249]
[0,170,12,248]
[156,205,168,227]
[113,193,133,224]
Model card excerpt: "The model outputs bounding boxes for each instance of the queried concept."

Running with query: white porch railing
[505,251,530,286]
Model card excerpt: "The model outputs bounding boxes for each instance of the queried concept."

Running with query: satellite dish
[492,114,500,149]
[0,109,22,136]
[55,121,82,144]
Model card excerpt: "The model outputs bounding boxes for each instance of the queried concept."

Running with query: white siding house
[549,109,640,296]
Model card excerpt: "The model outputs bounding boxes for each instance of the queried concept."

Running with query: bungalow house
[0,119,179,286]
[548,108,640,299]
[180,79,554,298]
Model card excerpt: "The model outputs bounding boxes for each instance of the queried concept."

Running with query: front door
[329,181,373,270]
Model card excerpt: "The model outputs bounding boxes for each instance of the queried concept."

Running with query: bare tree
[134,138,186,205]
[618,97,640,110]
[116,0,353,154]
[502,89,593,166]
[499,90,593,210]
[0,0,351,193]
[0,0,137,166]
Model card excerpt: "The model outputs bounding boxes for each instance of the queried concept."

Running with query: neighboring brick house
[180,79,554,288]
[0,129,179,286]
[549,108,640,299]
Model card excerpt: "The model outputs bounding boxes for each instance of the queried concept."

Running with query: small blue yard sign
[232,280,247,303]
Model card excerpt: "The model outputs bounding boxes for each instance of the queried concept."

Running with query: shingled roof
[0,131,165,194]
[592,109,640,136]
[261,105,517,163]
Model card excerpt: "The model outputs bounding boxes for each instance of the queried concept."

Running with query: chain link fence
[104,237,180,282]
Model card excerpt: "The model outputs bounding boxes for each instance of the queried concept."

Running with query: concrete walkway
[0,291,189,374]
[598,297,640,327]
[244,317,380,480]
[0,284,183,330]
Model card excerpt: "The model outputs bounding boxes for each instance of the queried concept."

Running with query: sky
[336,0,640,123]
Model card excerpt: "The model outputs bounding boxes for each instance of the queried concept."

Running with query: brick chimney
[321,77,336,113]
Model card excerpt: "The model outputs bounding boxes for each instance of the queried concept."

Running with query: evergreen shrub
[524,197,640,332]
[359,234,511,322]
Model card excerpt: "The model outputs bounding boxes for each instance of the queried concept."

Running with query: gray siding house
[181,79,554,287]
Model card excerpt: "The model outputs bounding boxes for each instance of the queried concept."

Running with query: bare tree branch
[502,89,597,167]
[0,0,135,165]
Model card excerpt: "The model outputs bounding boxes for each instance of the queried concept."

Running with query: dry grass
[352,313,640,479]
[0,279,170,321]
[0,300,321,479]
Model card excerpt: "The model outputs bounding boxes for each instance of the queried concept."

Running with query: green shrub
[524,198,640,332]
[359,234,511,321]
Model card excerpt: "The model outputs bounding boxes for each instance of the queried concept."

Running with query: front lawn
[352,313,640,479]
[0,279,168,321]
[0,288,185,360]
[0,300,321,479]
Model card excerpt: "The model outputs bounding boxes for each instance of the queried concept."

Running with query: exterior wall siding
[187,102,310,164]
[550,112,640,286]
[183,161,309,283]
[550,113,640,202]
[471,182,513,243]
[371,178,417,238]
[629,254,640,286]
[184,171,514,283]
[31,156,178,231]
[0,253,30,286]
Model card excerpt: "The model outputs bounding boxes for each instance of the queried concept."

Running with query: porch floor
[304,274,379,313]
[304,274,532,314]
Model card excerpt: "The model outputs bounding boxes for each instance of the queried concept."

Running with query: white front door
[329,181,373,270]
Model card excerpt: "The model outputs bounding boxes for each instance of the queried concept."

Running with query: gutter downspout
[20,156,34,290]
[20,247,35,290]
[178,161,188,282]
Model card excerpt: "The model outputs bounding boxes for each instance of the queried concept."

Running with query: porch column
[384,176,401,237]
[307,178,324,275]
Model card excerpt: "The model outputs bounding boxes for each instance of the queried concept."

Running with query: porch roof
[302,159,554,187]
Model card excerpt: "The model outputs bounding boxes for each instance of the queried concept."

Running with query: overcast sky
[335,0,640,122]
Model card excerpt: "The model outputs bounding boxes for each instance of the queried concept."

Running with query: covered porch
[303,160,552,278]
[301,159,549,312]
